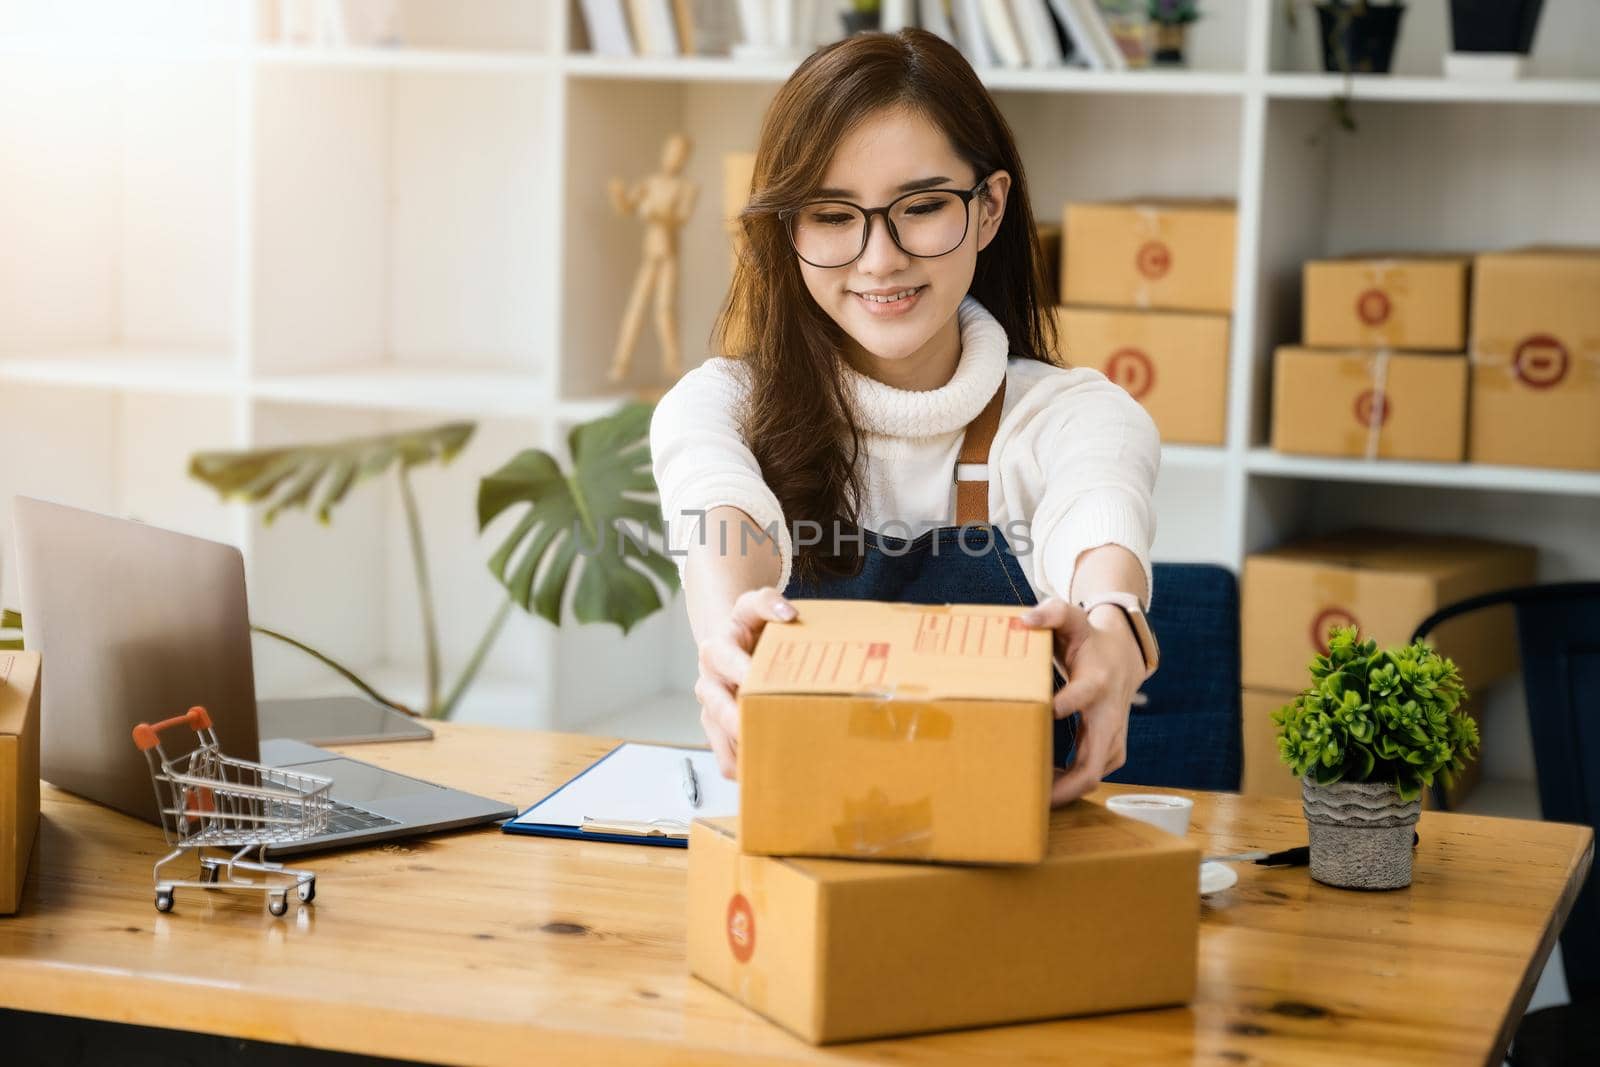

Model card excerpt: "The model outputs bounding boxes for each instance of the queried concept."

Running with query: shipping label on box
[1063,199,1236,313]
[1469,248,1600,471]
[1054,306,1229,445]
[1271,346,1468,462]
[1,652,42,916]
[689,804,1199,1044]
[739,600,1053,864]
[1242,531,1536,695]
[1303,255,1470,351]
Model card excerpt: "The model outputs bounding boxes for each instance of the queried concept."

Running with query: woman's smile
[850,284,927,317]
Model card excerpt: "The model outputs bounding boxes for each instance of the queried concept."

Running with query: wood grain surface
[0,723,1589,1066]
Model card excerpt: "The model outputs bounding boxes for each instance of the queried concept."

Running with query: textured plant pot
[1449,0,1543,54]
[841,11,880,36]
[1153,23,1188,66]
[1315,3,1406,75]
[1302,778,1420,890]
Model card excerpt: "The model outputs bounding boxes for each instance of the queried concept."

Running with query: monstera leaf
[478,403,676,633]
[190,422,476,523]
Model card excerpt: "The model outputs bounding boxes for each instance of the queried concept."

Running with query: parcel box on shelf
[1239,685,1481,810]
[688,805,1199,1044]
[1303,255,1471,351]
[1468,248,1600,471]
[1242,531,1536,695]
[738,599,1052,864]
[1,651,42,916]
[1055,306,1229,445]
[1271,346,1468,463]
[1062,199,1236,313]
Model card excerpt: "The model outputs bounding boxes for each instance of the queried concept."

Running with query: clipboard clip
[580,816,690,839]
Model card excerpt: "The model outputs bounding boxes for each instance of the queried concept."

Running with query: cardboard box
[1241,686,1481,810]
[1242,530,1536,695]
[1469,248,1600,471]
[1062,199,1236,313]
[1,652,41,915]
[1304,255,1471,351]
[1271,346,1468,462]
[739,599,1052,864]
[688,805,1199,1044]
[1055,306,1229,445]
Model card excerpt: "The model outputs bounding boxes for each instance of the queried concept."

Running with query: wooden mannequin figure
[607,133,699,385]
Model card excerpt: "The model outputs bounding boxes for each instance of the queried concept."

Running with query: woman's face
[795,106,1010,373]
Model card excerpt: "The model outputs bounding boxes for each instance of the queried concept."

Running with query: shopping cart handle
[133,706,213,751]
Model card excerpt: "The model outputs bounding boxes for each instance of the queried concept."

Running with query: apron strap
[954,378,1006,526]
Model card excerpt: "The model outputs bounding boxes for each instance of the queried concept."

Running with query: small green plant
[1273,626,1479,801]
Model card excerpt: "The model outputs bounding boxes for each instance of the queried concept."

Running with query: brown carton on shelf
[1303,255,1471,351]
[1271,346,1468,462]
[688,805,1199,1044]
[1469,248,1600,471]
[1,652,41,916]
[1062,199,1236,313]
[1054,306,1229,445]
[1241,686,1481,810]
[1242,530,1536,695]
[739,599,1052,864]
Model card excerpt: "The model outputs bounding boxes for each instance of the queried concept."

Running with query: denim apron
[782,380,1080,768]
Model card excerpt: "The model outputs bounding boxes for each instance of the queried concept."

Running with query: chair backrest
[1413,582,1600,1002]
[1107,562,1241,792]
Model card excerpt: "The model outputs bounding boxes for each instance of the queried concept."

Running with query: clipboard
[502,741,737,849]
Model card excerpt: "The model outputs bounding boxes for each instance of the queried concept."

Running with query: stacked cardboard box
[1274,256,1472,462]
[1238,531,1536,807]
[1,652,41,916]
[688,600,1200,1044]
[1055,200,1236,446]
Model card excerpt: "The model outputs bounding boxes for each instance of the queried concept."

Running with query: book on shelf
[1011,0,1065,68]
[672,0,740,55]
[1094,0,1148,68]
[918,0,959,47]
[582,0,637,56]
[951,0,997,69]
[628,0,681,57]
[881,0,915,34]
[1060,0,1124,70]
[978,0,1027,69]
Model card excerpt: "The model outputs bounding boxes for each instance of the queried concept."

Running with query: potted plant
[1312,1,1406,75]
[1149,0,1200,66]
[1446,0,1544,80]
[840,0,880,37]
[1272,626,1478,890]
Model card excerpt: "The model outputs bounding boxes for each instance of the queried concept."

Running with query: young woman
[650,29,1160,806]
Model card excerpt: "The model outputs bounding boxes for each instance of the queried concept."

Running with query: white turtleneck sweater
[649,296,1160,604]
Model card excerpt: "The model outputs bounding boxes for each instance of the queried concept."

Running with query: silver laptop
[12,497,515,856]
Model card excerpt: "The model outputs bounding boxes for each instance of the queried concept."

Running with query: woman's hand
[1020,597,1149,807]
[694,586,797,779]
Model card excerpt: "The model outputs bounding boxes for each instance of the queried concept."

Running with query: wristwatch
[1077,592,1160,678]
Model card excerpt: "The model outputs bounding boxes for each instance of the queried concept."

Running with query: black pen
[682,755,702,809]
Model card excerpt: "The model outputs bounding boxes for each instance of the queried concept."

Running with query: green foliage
[1272,626,1478,801]
[1150,0,1200,24]
[479,402,677,634]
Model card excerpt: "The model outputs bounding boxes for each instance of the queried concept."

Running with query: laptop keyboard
[325,799,401,835]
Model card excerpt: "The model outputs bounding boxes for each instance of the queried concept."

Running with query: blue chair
[1412,583,1600,1067]
[1102,562,1242,792]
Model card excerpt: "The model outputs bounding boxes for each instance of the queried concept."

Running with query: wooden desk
[0,724,1590,1066]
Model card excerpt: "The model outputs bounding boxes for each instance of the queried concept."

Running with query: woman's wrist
[1086,603,1147,676]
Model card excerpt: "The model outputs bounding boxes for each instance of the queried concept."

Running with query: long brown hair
[715,29,1057,584]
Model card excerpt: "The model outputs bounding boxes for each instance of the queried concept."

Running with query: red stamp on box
[1310,607,1359,655]
[1354,389,1390,428]
[1512,334,1569,389]
[727,893,755,963]
[1136,240,1171,280]
[1106,347,1156,400]
[1357,288,1391,326]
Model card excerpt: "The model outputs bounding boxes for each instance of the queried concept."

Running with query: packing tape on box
[1337,349,1393,460]
[1356,261,1410,345]
[1309,570,1361,655]
[731,851,769,1003]
[831,787,935,857]
[1471,336,1600,392]
[847,698,951,742]
[1133,205,1165,310]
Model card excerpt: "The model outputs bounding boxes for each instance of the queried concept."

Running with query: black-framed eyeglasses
[779,176,991,269]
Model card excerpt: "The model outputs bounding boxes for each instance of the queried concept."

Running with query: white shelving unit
[2,1,1597,749]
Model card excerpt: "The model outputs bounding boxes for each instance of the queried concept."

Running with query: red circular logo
[1356,288,1391,326]
[726,893,755,963]
[1105,347,1156,400]
[1310,607,1359,655]
[1353,388,1390,428]
[1136,240,1171,280]
[1512,334,1570,390]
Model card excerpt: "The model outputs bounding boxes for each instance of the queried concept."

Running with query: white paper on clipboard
[509,742,739,831]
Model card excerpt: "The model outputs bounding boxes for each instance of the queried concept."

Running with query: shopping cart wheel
[268,893,288,917]
[155,890,174,913]
[297,879,316,903]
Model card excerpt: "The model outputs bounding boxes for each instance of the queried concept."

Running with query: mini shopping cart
[134,705,330,916]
